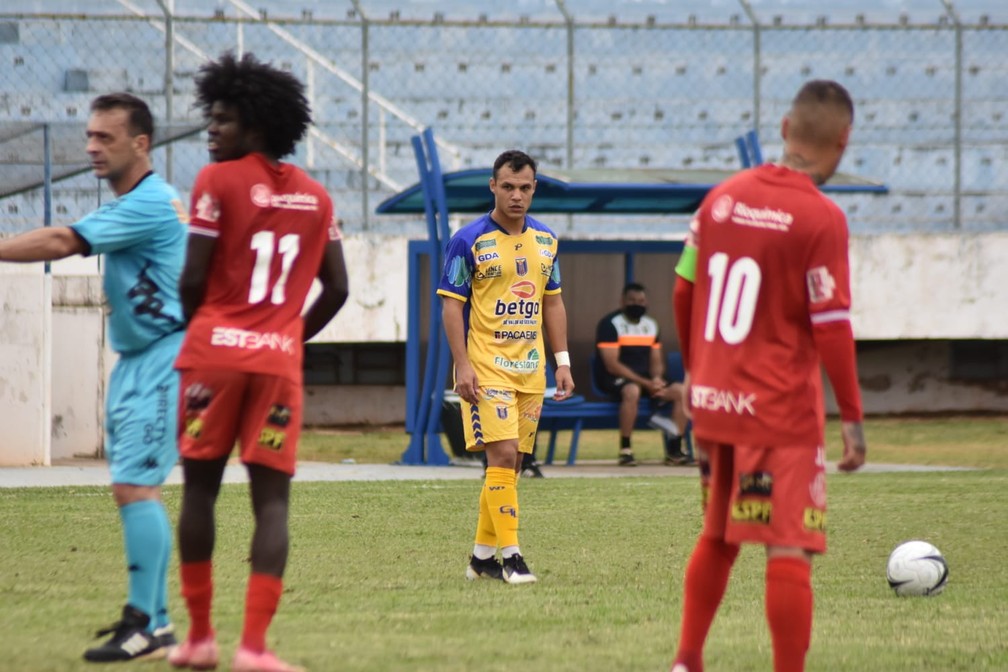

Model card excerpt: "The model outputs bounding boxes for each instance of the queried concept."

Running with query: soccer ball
[886,540,949,597]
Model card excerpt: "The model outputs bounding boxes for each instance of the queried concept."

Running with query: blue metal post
[419,128,451,465]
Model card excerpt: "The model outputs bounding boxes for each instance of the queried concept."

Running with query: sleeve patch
[806,266,836,304]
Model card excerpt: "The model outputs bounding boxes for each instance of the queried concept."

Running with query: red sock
[765,557,813,672]
[179,560,214,641]
[673,537,740,672]
[241,573,283,653]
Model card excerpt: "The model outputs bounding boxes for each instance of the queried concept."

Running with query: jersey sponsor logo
[731,200,794,232]
[251,184,321,211]
[494,329,537,341]
[691,385,756,416]
[170,199,191,225]
[482,388,514,402]
[809,472,827,507]
[803,507,827,532]
[514,243,523,250]
[806,266,837,303]
[535,234,553,245]
[493,349,540,372]
[499,505,517,518]
[539,249,554,259]
[510,281,536,299]
[515,257,528,276]
[475,239,496,251]
[267,404,292,428]
[143,383,171,446]
[738,471,773,497]
[494,298,540,319]
[194,191,221,223]
[540,262,552,277]
[503,318,536,326]
[711,194,733,222]
[731,499,772,525]
[129,262,182,327]
[475,264,502,281]
[258,427,286,450]
[184,383,212,411]
[210,326,296,355]
[184,417,203,439]
[477,251,500,263]
[446,256,471,287]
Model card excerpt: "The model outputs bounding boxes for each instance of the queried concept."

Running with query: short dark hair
[195,52,312,159]
[623,282,646,296]
[493,149,537,179]
[90,92,154,141]
[792,79,854,124]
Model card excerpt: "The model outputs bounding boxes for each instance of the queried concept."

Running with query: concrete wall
[851,233,1008,339]
[0,265,49,465]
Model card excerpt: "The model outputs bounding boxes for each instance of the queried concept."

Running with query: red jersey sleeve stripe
[810,309,850,325]
[188,224,219,238]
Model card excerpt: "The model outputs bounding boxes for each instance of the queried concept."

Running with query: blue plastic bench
[538,352,693,465]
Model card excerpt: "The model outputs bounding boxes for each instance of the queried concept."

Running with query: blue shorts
[105,331,183,486]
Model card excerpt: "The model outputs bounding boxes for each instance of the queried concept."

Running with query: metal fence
[1,3,1005,235]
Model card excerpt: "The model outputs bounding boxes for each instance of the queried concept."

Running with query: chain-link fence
[1,2,1005,235]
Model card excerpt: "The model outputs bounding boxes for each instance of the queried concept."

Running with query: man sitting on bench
[594,282,690,466]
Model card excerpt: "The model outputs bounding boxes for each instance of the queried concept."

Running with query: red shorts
[177,369,302,475]
[697,440,828,554]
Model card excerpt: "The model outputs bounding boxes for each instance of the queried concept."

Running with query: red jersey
[676,164,860,446]
[176,152,340,381]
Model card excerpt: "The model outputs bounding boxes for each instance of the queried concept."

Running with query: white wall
[0,265,49,466]
[850,232,1008,339]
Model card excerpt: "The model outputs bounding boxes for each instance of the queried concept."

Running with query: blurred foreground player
[669,80,868,672]
[169,53,348,672]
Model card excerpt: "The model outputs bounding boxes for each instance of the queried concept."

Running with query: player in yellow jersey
[437,149,575,583]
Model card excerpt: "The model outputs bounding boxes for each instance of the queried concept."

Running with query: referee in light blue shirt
[0,92,186,663]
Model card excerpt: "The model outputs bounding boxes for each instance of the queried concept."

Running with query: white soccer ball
[886,540,949,597]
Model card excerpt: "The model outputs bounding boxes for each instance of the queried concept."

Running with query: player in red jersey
[668,80,867,672]
[169,53,348,672]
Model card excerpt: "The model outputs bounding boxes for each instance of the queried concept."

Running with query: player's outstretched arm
[0,226,86,263]
[837,421,867,472]
[304,240,349,342]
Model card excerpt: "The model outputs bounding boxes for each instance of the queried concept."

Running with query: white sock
[501,545,520,559]
[473,544,496,560]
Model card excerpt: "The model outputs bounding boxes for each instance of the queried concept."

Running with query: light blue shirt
[72,172,186,355]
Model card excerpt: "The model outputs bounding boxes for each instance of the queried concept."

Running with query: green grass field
[2,417,1007,671]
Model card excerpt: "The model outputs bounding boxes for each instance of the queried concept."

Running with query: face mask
[624,304,647,321]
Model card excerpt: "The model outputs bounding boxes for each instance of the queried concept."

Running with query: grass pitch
[1,416,1006,671]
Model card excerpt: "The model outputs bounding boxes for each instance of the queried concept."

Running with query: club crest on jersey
[711,194,733,222]
[496,406,508,420]
[515,257,528,276]
[250,183,272,208]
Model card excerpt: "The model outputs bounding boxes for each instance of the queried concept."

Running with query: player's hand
[643,378,663,396]
[553,366,575,401]
[453,361,480,405]
[837,421,867,472]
